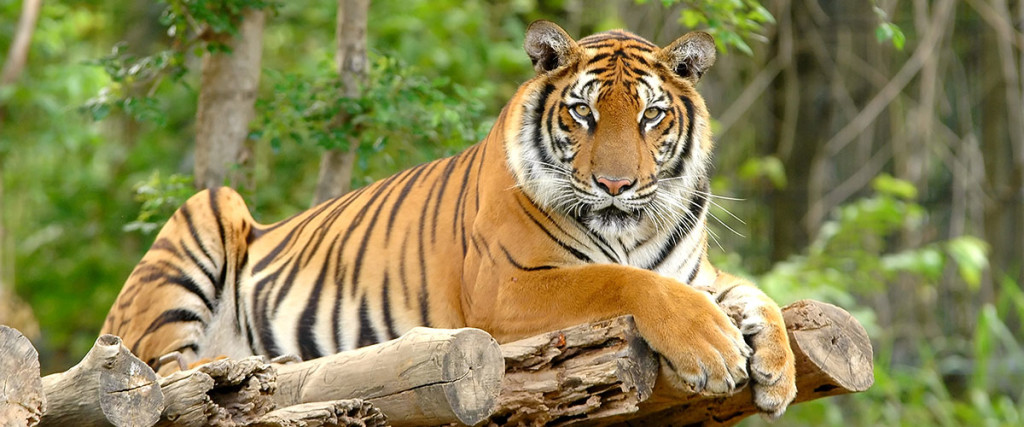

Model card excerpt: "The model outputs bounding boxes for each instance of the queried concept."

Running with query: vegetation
[2,0,1022,425]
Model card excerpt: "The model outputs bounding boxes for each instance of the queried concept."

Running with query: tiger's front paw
[639,288,752,396]
[719,290,797,418]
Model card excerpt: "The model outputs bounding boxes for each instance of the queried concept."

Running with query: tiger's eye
[643,107,661,120]
[573,104,592,117]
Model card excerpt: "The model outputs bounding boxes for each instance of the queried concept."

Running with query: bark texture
[193,9,265,190]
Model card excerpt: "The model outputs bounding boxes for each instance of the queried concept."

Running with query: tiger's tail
[101,187,255,369]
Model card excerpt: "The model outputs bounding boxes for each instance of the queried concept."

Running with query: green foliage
[873,3,906,50]
[161,0,278,43]
[252,54,489,191]
[123,172,195,234]
[737,155,787,189]
[84,0,279,125]
[646,0,774,54]
[730,175,1024,426]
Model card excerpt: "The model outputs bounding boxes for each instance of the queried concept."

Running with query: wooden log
[0,325,45,427]
[603,299,875,426]
[156,356,276,426]
[273,327,504,427]
[488,316,658,425]
[252,399,387,427]
[38,334,162,427]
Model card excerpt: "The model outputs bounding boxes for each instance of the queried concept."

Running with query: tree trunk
[193,9,265,190]
[0,0,41,87]
[0,0,40,124]
[312,0,369,205]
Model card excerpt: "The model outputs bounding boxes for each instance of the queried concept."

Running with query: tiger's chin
[581,206,643,235]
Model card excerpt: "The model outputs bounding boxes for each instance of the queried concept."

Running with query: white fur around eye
[641,107,666,132]
[569,103,595,128]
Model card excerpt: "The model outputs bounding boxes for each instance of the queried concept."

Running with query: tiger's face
[507,22,718,237]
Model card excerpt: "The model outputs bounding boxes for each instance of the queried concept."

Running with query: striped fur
[102,21,796,417]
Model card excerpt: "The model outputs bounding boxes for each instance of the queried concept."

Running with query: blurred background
[1,0,1022,425]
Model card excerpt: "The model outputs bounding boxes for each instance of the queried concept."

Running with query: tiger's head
[505,21,717,238]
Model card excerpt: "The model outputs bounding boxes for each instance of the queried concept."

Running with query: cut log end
[38,333,163,427]
[0,325,45,427]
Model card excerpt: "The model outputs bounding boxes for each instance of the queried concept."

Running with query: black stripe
[208,188,228,298]
[649,181,710,270]
[253,266,285,357]
[386,163,430,243]
[451,146,479,256]
[430,156,459,244]
[179,205,217,269]
[143,308,204,336]
[331,262,347,351]
[686,261,701,284]
[272,255,304,310]
[515,197,592,263]
[398,233,412,308]
[297,238,337,360]
[357,294,377,347]
[234,250,249,335]
[416,208,431,327]
[381,271,399,339]
[142,260,215,312]
[338,176,402,299]
[350,182,402,299]
[501,245,556,271]
[252,198,342,273]
[530,84,558,168]
[667,97,697,178]
[180,239,219,291]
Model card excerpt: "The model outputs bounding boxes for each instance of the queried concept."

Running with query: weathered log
[0,325,45,427]
[252,399,387,427]
[38,334,162,427]
[484,300,873,426]
[489,315,658,425]
[156,356,276,426]
[273,327,504,427]
[601,299,875,426]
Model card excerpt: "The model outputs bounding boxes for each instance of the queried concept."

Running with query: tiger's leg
[711,272,797,417]
[101,187,255,372]
[470,263,752,396]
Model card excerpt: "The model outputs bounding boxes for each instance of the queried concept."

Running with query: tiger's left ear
[658,31,716,84]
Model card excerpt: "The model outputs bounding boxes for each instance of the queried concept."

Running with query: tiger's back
[103,143,491,364]
[103,21,798,417]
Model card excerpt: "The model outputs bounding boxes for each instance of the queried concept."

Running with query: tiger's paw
[719,289,797,417]
[642,288,752,396]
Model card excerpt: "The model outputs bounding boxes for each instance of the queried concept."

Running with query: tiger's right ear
[524,20,580,74]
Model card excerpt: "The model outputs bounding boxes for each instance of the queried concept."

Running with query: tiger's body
[102,21,797,416]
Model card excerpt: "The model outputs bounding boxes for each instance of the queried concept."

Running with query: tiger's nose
[595,176,634,196]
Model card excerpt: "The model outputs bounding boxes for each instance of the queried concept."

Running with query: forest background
[2,0,1023,425]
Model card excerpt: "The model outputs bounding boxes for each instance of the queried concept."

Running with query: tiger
[101,20,797,417]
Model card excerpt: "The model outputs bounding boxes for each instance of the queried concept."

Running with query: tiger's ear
[658,31,716,84]
[524,20,580,74]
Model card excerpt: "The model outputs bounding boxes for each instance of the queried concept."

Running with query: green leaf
[871,174,918,199]
[681,9,705,28]
[946,236,990,289]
